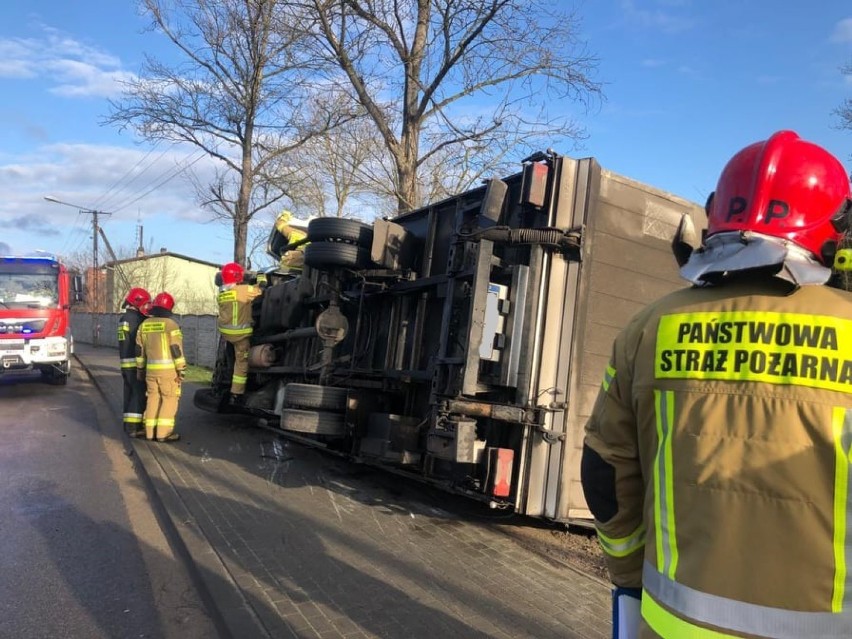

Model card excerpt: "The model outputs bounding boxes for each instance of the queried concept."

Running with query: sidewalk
[75,343,612,639]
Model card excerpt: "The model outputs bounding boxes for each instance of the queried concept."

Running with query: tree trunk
[233,212,248,267]
[396,125,420,214]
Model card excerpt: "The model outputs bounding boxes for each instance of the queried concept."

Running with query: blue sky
[0,0,850,268]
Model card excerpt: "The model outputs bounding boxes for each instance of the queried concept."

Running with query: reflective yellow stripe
[147,363,177,370]
[219,326,252,336]
[157,418,175,427]
[643,560,852,636]
[833,407,852,612]
[170,329,182,338]
[602,363,616,392]
[653,389,678,578]
[218,289,237,302]
[596,524,645,558]
[232,374,247,384]
[655,311,852,393]
[642,592,738,638]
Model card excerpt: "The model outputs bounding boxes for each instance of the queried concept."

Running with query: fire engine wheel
[304,242,371,269]
[307,218,374,247]
[279,408,346,436]
[42,361,70,385]
[282,383,348,411]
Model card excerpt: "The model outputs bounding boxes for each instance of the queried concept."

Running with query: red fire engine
[0,255,83,385]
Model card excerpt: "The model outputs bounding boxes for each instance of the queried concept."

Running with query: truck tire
[279,408,345,436]
[307,218,374,247]
[282,383,348,411]
[304,242,371,269]
[42,361,70,386]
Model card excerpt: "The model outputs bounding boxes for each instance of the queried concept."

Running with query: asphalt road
[0,367,220,639]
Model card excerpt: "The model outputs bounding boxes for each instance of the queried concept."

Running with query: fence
[71,312,220,369]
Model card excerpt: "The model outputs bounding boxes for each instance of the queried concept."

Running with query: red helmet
[151,292,175,312]
[707,130,852,263]
[221,262,245,285]
[124,287,151,310]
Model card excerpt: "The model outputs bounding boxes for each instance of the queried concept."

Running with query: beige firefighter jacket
[217,283,262,339]
[135,316,186,378]
[582,277,852,638]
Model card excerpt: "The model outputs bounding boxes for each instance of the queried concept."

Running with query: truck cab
[0,256,83,385]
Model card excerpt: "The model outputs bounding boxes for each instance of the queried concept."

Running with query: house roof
[104,251,221,269]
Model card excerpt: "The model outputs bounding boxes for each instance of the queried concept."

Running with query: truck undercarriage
[195,151,706,522]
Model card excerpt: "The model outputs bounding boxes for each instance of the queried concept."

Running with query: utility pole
[98,227,131,297]
[44,196,113,346]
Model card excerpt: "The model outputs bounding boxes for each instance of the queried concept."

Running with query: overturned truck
[195,151,705,523]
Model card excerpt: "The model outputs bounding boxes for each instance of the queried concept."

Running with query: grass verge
[183,364,212,384]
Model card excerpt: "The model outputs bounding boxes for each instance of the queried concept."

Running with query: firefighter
[135,291,186,442]
[274,210,309,272]
[117,287,150,437]
[580,131,852,638]
[216,262,262,407]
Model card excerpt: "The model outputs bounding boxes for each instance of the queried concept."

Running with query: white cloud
[0,141,232,259]
[0,142,216,225]
[620,0,695,34]
[830,18,852,43]
[47,60,136,98]
[641,58,666,68]
[0,27,134,98]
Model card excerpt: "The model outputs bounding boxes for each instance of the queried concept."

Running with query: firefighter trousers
[121,368,147,434]
[224,334,251,395]
[144,373,182,440]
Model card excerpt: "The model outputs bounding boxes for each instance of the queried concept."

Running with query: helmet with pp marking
[706,130,852,264]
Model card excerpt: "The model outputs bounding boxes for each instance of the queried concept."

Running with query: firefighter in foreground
[135,292,186,442]
[117,287,150,437]
[216,262,262,407]
[581,131,852,638]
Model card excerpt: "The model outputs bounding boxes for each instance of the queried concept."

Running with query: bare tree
[106,0,350,265]
[306,0,601,213]
[836,61,852,148]
[286,112,389,218]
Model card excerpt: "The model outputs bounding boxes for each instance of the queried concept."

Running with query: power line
[111,148,213,214]
[91,140,169,211]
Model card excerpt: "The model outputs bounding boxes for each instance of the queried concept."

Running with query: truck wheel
[42,362,70,385]
[282,383,348,411]
[279,408,345,436]
[307,218,373,247]
[304,242,371,269]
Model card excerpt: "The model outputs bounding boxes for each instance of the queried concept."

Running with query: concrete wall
[71,312,220,369]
